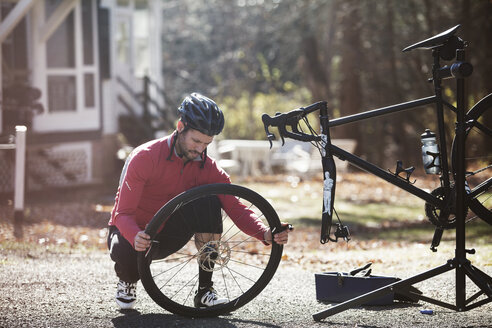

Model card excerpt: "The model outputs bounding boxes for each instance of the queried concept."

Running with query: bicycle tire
[137,183,283,317]
[451,93,492,224]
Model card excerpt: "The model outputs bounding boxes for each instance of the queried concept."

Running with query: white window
[33,0,100,132]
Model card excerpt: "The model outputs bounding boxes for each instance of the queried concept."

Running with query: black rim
[452,94,492,224]
[138,184,283,317]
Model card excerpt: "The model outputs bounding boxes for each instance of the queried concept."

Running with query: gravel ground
[1,178,490,327]
[1,240,491,328]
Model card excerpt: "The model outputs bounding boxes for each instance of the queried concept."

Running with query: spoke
[228,258,269,271]
[472,119,492,138]
[174,272,199,305]
[222,200,268,241]
[153,253,197,289]
[465,214,479,223]
[225,239,265,244]
[478,193,492,207]
[152,252,195,264]
[230,249,272,257]
[221,210,237,236]
[225,265,262,284]
[224,265,245,294]
[152,258,191,279]
[465,164,492,176]
[219,262,231,300]
[220,222,243,243]
[226,235,264,253]
[218,209,268,250]
[220,223,266,250]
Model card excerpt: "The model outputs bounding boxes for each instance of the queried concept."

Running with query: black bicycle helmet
[177,93,225,136]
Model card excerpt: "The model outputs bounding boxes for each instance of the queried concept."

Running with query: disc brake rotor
[197,241,231,272]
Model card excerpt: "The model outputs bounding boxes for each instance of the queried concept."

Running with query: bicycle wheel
[451,93,492,224]
[137,183,283,317]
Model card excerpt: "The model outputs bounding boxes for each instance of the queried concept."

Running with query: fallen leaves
[0,172,489,274]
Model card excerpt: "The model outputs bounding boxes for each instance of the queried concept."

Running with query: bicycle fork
[320,103,337,244]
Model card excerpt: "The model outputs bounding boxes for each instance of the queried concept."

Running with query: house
[0,0,171,192]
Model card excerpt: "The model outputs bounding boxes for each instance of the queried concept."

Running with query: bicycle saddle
[402,24,460,52]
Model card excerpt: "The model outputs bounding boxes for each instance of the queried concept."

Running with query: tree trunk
[337,1,362,147]
[300,34,330,102]
[298,1,337,104]
[385,0,419,170]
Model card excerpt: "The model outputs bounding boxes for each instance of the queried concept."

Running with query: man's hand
[134,231,151,251]
[264,223,293,245]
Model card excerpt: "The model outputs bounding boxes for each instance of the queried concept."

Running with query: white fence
[0,125,26,237]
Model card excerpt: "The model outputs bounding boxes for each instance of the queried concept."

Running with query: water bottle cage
[389,160,416,184]
[425,151,441,170]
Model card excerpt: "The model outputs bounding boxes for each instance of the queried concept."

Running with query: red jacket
[108,134,268,245]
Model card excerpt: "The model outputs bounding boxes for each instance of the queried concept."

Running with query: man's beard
[176,138,201,161]
[183,149,201,161]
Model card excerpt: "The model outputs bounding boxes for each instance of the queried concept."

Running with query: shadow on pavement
[112,310,282,328]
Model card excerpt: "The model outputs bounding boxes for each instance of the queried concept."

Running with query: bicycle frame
[261,25,485,243]
[316,91,453,242]
[325,96,448,207]
[263,91,462,243]
[316,47,473,242]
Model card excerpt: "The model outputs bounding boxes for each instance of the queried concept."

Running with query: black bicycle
[262,24,491,245]
[262,24,492,320]
[138,24,491,318]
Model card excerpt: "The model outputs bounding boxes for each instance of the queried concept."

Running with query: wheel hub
[198,241,231,272]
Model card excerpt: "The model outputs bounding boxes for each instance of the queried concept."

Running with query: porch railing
[116,75,175,146]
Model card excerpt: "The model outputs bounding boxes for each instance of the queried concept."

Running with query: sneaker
[115,280,137,310]
[194,286,228,308]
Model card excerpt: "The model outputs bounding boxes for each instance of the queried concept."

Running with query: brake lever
[264,127,276,149]
[275,110,306,146]
[262,113,286,148]
[262,107,321,147]
[266,134,276,149]
[262,114,276,148]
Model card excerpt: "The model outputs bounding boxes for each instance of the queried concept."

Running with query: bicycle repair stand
[313,50,492,322]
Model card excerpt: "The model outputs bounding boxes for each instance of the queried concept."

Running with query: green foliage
[219,88,312,140]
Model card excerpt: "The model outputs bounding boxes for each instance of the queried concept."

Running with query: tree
[336,1,363,148]
[158,0,492,167]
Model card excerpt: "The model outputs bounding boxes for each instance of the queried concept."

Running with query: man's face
[175,127,214,162]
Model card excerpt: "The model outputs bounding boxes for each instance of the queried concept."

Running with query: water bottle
[421,129,441,174]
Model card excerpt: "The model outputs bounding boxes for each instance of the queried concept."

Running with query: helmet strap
[200,148,207,168]
[166,131,179,161]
